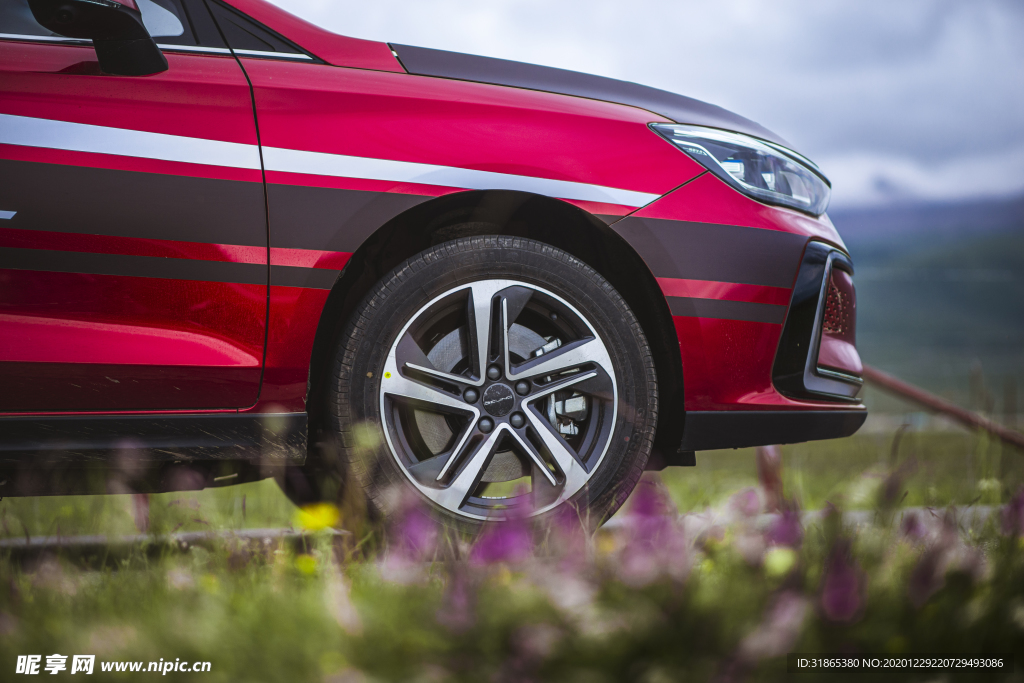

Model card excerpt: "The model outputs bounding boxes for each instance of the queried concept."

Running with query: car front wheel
[330,235,658,530]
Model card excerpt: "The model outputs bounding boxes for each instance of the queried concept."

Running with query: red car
[0,0,864,527]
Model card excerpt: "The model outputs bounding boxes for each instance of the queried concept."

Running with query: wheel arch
[305,189,685,459]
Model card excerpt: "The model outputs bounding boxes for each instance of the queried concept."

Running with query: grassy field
[2,429,1019,542]
[2,427,1023,682]
[663,429,1023,513]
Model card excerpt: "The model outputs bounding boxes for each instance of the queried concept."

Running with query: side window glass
[207,0,316,60]
[0,0,55,36]
[0,0,187,39]
[139,0,185,38]
[0,0,226,48]
[136,0,196,46]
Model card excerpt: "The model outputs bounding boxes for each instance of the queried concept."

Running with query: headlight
[650,123,831,216]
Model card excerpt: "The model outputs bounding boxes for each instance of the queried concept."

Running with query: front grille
[822,279,850,336]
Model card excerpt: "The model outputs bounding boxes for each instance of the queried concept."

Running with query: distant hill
[831,193,1024,249]
[826,194,1024,414]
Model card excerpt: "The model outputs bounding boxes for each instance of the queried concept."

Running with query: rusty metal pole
[862,365,1024,451]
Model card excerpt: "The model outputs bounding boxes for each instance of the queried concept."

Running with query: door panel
[0,39,267,412]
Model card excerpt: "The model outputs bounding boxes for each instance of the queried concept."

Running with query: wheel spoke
[501,298,512,376]
[497,286,534,376]
[510,337,613,381]
[433,415,481,481]
[524,407,590,494]
[429,424,506,510]
[467,280,504,384]
[525,370,599,402]
[381,370,478,416]
[406,452,449,484]
[395,333,471,387]
[530,462,562,509]
[404,361,472,387]
[505,428,558,486]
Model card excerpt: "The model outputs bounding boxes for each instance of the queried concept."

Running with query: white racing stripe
[0,113,263,170]
[0,113,661,207]
[262,146,659,207]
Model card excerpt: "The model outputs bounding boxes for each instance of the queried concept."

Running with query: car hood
[391,44,791,150]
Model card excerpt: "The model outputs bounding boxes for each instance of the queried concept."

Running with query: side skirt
[0,413,306,465]
[0,413,307,497]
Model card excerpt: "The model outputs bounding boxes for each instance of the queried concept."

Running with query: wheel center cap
[482,383,515,417]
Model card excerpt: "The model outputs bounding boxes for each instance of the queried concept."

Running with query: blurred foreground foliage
[0,431,1023,682]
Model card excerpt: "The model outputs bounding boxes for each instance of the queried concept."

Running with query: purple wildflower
[617,480,690,586]
[766,506,803,548]
[734,531,767,566]
[470,515,534,566]
[393,506,438,562]
[728,488,762,519]
[435,569,475,632]
[380,492,440,583]
[901,511,926,541]
[627,479,674,543]
[821,541,864,623]
[547,504,589,571]
[907,546,945,608]
[1001,487,1024,537]
[631,478,672,519]
[739,590,809,660]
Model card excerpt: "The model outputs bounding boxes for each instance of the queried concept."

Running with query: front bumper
[678,408,867,452]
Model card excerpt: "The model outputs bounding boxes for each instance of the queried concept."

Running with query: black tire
[329,235,657,531]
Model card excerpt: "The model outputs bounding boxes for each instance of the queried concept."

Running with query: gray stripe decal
[666,296,786,324]
[270,265,341,290]
[0,248,267,285]
[613,216,808,287]
[0,158,267,246]
[1,113,661,208]
[0,246,343,290]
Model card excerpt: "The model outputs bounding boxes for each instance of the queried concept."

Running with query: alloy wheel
[378,279,618,521]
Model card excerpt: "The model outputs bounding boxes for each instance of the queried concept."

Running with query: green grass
[3,430,1021,542]
[2,428,1023,682]
[0,479,295,540]
[660,430,1024,513]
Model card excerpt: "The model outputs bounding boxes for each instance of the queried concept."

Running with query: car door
[0,0,268,412]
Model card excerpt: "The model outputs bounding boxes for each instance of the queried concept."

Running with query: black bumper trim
[679,409,867,452]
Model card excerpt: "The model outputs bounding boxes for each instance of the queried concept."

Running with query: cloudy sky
[268,0,1024,209]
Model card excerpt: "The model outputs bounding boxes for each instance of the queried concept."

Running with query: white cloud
[268,0,1024,207]
[821,145,1024,208]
